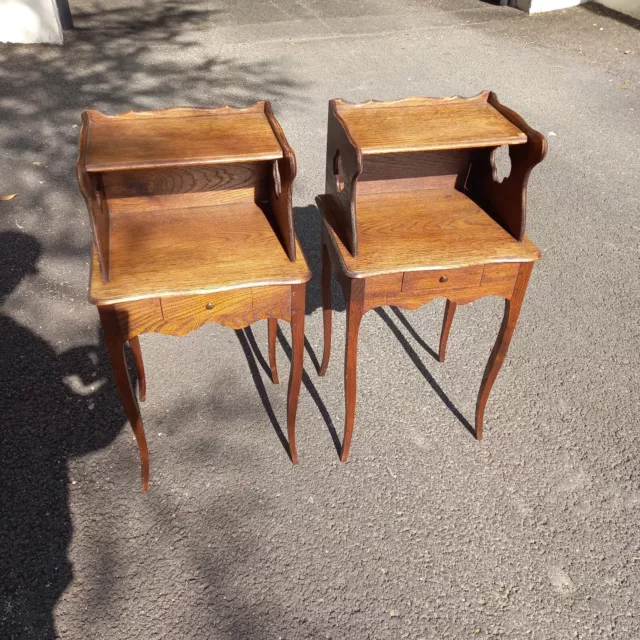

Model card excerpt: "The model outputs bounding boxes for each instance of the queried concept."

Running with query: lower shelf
[322,188,540,278]
[89,202,310,305]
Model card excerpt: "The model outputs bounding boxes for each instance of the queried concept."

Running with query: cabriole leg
[286,283,306,464]
[129,336,146,402]
[475,263,533,440]
[319,241,332,376]
[438,300,457,363]
[341,278,366,462]
[99,307,150,492]
[268,317,279,384]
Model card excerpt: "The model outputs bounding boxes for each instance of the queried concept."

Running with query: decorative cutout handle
[333,150,345,193]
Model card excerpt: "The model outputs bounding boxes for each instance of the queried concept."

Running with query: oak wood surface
[101,163,269,212]
[77,121,110,280]
[83,106,283,172]
[318,189,540,279]
[335,100,526,154]
[129,336,146,402]
[325,101,363,255]
[265,101,297,261]
[268,318,280,384]
[465,92,548,241]
[438,301,457,363]
[357,150,471,195]
[89,203,311,305]
[286,284,306,464]
[341,278,366,463]
[319,92,543,460]
[475,261,533,439]
[99,306,150,491]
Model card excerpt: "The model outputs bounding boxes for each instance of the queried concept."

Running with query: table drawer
[161,288,253,327]
[402,265,483,295]
[161,285,291,332]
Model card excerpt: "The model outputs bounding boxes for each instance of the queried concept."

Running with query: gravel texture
[0,1,639,638]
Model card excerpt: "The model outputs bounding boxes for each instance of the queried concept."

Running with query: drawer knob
[439,275,449,283]
[206,302,214,310]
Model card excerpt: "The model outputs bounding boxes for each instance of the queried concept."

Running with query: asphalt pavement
[0,0,639,638]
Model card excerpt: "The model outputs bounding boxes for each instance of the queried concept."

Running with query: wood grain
[286,284,306,464]
[324,100,363,255]
[318,189,540,279]
[336,100,527,155]
[99,306,150,491]
[358,150,471,195]
[83,104,283,172]
[265,101,297,261]
[465,92,547,241]
[89,203,310,305]
[475,262,533,439]
[116,298,164,341]
[115,286,292,337]
[76,117,110,280]
[402,265,483,293]
[319,92,544,460]
[438,301,457,363]
[341,278,365,462]
[102,163,269,212]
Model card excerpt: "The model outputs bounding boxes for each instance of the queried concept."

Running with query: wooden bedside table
[317,92,546,461]
[77,102,311,491]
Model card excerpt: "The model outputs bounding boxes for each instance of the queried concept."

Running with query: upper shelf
[83,104,284,172]
[335,96,527,154]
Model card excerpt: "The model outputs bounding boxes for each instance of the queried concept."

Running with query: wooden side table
[77,103,311,491]
[317,92,547,461]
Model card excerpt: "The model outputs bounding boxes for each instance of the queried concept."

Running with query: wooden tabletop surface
[337,101,527,154]
[85,112,283,172]
[89,202,310,305]
[319,189,540,278]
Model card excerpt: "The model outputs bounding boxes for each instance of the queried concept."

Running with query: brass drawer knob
[439,275,449,283]
[206,302,214,310]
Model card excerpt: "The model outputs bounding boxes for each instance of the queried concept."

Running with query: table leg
[319,240,332,376]
[129,336,146,402]
[268,318,280,384]
[99,307,150,492]
[475,262,533,440]
[286,283,306,464]
[341,278,365,462]
[438,300,457,363]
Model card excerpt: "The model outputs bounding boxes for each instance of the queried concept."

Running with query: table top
[84,109,283,172]
[335,98,527,154]
[318,188,540,278]
[89,202,311,305]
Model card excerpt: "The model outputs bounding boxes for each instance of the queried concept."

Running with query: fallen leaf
[617,86,632,90]
[623,50,632,54]
[0,193,18,201]
[32,161,41,166]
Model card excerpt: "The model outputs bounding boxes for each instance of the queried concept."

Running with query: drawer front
[115,298,164,340]
[162,288,252,319]
[161,286,290,333]
[402,265,484,295]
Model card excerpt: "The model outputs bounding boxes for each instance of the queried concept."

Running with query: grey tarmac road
[0,0,639,638]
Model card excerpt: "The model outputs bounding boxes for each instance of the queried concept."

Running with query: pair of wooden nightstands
[77,92,546,490]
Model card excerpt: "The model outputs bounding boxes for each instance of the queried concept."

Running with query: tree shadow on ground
[0,1,308,636]
[0,231,129,638]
